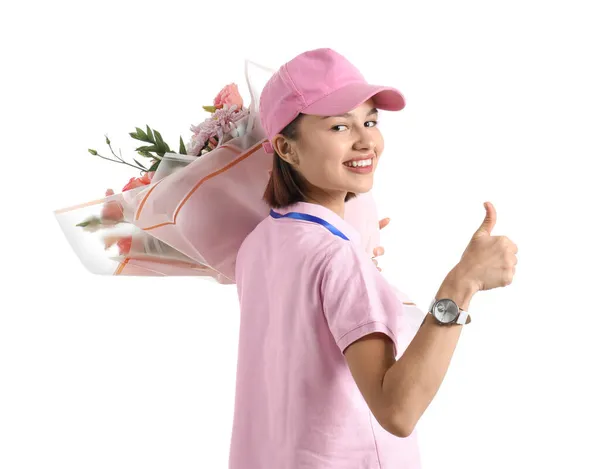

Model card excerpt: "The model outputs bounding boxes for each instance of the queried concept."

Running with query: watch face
[433,299,459,324]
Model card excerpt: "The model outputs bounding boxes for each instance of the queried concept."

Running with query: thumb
[473,201,496,239]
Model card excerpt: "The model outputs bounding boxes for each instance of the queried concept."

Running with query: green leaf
[153,130,170,156]
[146,125,154,143]
[133,158,147,170]
[76,216,100,227]
[129,127,151,142]
[135,127,148,139]
[148,160,161,172]
[203,105,217,113]
[135,145,159,153]
[153,129,165,147]
[179,136,187,155]
[137,150,153,158]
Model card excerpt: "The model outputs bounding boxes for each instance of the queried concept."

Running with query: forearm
[381,266,477,436]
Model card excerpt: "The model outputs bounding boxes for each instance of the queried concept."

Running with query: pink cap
[259,48,406,154]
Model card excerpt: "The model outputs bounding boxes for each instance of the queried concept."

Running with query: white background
[1,0,598,468]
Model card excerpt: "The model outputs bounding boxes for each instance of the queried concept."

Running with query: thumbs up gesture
[458,202,518,292]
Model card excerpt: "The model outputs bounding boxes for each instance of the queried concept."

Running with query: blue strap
[269,209,349,241]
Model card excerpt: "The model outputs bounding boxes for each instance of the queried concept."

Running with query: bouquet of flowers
[78,82,249,230]
[53,60,385,283]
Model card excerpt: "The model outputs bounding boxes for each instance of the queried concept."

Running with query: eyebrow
[320,107,379,119]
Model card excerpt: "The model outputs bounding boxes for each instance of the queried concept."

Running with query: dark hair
[262,113,357,208]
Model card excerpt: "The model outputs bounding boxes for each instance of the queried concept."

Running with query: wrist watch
[425,297,472,326]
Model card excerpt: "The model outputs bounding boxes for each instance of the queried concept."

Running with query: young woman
[228,48,517,469]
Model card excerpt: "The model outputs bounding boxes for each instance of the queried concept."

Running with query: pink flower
[185,83,249,156]
[213,83,243,110]
[104,235,133,256]
[187,119,218,156]
[117,237,132,255]
[213,105,248,134]
[101,189,124,222]
[121,171,155,192]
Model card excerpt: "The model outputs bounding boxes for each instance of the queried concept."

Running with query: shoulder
[236,216,269,262]
[317,237,376,285]
[323,237,371,267]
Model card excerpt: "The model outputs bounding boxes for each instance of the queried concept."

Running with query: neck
[304,191,347,219]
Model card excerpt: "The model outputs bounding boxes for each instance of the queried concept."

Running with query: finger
[379,217,391,230]
[473,202,496,239]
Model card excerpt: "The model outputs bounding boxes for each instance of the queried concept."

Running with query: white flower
[230,120,247,138]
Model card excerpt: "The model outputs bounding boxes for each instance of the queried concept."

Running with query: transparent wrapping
[53,56,427,341]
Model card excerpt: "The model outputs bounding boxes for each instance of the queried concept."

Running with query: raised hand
[457,202,518,292]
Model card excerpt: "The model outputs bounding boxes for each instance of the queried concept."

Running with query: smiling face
[271,98,384,210]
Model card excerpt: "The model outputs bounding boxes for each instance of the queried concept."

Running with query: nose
[353,125,376,152]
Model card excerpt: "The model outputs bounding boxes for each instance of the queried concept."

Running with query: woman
[229,48,517,468]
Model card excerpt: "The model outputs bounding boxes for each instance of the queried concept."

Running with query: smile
[343,158,373,168]
[343,157,374,174]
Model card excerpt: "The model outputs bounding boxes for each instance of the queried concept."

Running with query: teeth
[344,158,373,168]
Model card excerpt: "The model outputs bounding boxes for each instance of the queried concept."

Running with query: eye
[331,120,378,132]
[331,124,348,132]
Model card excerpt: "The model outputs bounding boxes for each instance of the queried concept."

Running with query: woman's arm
[381,266,477,437]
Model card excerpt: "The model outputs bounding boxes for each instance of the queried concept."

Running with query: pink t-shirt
[230,201,422,469]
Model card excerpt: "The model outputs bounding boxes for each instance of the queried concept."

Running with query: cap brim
[301,82,406,116]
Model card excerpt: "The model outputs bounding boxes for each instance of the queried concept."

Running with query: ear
[272,135,299,166]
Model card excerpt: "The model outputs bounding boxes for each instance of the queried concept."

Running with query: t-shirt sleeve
[319,241,404,357]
